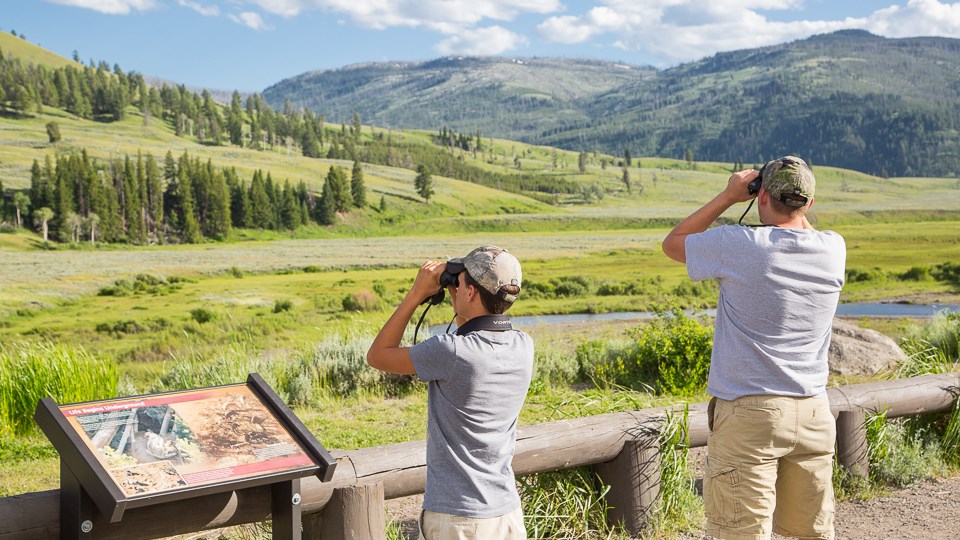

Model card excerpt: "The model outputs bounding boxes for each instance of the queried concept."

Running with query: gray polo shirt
[685,225,846,400]
[410,329,533,518]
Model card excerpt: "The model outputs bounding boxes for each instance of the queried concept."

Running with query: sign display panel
[58,384,315,498]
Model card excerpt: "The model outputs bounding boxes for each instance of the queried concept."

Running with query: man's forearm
[662,192,737,262]
[370,291,421,352]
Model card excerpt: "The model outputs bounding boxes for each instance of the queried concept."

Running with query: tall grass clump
[645,407,704,537]
[531,345,582,389]
[594,306,713,396]
[157,343,272,391]
[519,468,620,539]
[895,312,960,465]
[0,341,119,436]
[156,333,421,405]
[864,410,947,488]
[296,333,418,399]
[897,312,960,377]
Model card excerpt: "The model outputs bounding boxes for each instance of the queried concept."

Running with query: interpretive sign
[59,384,314,497]
[35,373,335,538]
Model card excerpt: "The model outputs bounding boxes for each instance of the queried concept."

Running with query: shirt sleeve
[685,227,726,282]
[409,334,457,382]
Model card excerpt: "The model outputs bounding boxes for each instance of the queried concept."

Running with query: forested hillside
[264,30,960,177]
[0,33,567,245]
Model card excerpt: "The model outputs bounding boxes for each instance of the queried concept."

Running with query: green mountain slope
[264,31,960,177]
[0,32,80,70]
[262,56,655,144]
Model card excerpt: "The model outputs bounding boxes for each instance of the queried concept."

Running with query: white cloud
[45,0,159,15]
[228,11,274,30]
[537,0,960,66]
[177,0,219,16]
[436,25,529,55]
[863,0,960,37]
[249,0,561,31]
[249,0,308,18]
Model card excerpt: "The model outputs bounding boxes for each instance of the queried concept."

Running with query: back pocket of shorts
[704,455,741,527]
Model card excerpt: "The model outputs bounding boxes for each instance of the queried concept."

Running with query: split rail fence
[0,373,957,539]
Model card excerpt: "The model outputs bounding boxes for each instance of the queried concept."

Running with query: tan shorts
[419,507,526,540]
[705,395,836,540]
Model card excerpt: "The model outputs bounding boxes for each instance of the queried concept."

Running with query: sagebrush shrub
[599,306,713,396]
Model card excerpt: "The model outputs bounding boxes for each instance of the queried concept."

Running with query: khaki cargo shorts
[705,395,835,540]
[419,507,526,540]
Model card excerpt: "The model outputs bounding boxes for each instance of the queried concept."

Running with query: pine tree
[248,170,273,229]
[324,166,352,212]
[145,153,163,242]
[227,91,244,147]
[53,159,73,242]
[178,165,200,243]
[351,160,367,208]
[280,181,299,230]
[206,169,231,240]
[122,156,144,242]
[317,174,336,226]
[578,151,587,173]
[414,164,434,203]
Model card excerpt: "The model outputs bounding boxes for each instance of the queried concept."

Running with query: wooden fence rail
[1,373,957,539]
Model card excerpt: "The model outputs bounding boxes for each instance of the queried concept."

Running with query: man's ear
[464,283,478,302]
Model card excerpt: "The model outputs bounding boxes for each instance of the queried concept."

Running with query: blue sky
[5,1,960,92]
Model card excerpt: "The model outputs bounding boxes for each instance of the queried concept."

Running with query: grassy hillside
[0,32,80,70]
[263,57,655,139]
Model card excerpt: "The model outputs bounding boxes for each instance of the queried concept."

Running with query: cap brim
[445,260,466,274]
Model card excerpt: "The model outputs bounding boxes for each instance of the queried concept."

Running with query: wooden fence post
[302,481,385,540]
[592,438,660,536]
[836,408,869,481]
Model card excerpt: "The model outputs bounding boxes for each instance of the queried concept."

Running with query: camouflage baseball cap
[447,245,522,303]
[760,156,815,207]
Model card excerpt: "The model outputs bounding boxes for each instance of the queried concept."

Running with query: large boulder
[829,318,906,376]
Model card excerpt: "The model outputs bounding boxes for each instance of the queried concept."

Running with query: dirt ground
[385,448,960,540]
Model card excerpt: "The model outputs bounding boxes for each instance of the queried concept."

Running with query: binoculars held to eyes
[748,164,766,195]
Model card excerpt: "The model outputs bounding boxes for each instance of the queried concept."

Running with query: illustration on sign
[60,385,314,497]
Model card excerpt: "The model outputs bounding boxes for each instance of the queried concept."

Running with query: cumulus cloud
[537,0,960,66]
[177,0,219,16]
[863,0,960,37]
[243,0,558,53]
[228,11,274,31]
[436,25,529,55]
[248,0,560,33]
[45,0,159,15]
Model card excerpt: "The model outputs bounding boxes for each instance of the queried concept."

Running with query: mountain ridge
[263,31,960,177]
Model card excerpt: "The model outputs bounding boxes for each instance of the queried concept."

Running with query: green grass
[0,341,119,436]
[0,32,80,71]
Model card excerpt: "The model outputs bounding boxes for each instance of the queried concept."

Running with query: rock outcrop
[829,318,907,376]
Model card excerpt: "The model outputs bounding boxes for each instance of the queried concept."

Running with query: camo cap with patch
[446,245,522,303]
[761,156,815,207]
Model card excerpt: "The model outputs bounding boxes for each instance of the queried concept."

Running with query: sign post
[35,373,335,539]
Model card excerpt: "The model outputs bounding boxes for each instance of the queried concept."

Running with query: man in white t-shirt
[662,157,846,540]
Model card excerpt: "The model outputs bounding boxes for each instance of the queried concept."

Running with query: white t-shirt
[685,225,846,400]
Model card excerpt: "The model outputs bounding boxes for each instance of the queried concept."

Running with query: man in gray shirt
[367,245,533,540]
[662,157,845,540]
